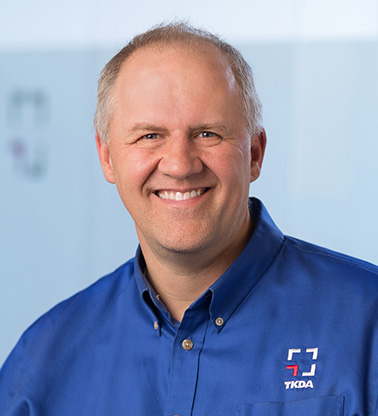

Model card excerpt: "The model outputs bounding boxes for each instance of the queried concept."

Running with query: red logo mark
[286,365,299,377]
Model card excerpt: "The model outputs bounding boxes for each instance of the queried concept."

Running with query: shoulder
[0,258,137,410]
[45,258,132,311]
[4,258,136,364]
[283,236,378,272]
[279,236,378,291]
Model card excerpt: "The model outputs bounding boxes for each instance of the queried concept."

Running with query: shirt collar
[207,198,284,332]
[133,198,284,331]
[134,248,172,323]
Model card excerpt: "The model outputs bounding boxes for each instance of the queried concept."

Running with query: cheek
[211,146,251,182]
[113,149,159,193]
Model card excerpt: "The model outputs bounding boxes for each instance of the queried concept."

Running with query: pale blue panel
[238,43,294,227]
[0,51,96,363]
[0,50,139,364]
[286,42,378,263]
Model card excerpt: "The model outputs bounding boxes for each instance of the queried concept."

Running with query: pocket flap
[237,395,344,416]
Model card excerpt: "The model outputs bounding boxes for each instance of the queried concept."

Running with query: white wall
[1,0,378,365]
[1,0,378,49]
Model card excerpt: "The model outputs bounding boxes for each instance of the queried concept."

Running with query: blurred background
[1,0,378,365]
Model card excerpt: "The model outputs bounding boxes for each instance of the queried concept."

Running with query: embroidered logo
[284,347,318,390]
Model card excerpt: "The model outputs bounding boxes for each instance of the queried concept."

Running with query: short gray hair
[94,22,263,143]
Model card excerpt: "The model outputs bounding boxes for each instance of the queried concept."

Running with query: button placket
[163,306,210,416]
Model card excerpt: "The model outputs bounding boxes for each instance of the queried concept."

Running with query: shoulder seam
[283,237,378,275]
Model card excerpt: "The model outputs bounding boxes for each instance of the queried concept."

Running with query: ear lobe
[250,128,267,183]
[95,132,116,184]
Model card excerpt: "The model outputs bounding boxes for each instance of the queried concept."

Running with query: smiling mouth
[155,188,208,201]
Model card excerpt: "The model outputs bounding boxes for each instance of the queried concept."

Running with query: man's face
[97,43,265,260]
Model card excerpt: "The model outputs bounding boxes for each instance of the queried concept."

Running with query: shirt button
[182,339,194,351]
[154,321,159,330]
[215,317,224,326]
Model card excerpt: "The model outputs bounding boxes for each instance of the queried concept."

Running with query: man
[1,23,378,416]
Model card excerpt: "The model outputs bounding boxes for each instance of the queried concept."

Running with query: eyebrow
[193,123,231,134]
[128,123,167,133]
[128,122,231,134]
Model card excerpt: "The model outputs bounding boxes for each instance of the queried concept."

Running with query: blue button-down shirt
[1,199,378,415]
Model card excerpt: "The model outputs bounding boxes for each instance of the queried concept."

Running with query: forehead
[109,42,248,135]
[115,42,238,96]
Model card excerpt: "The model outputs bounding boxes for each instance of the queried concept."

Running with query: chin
[138,225,214,256]
[161,241,206,255]
[157,234,211,255]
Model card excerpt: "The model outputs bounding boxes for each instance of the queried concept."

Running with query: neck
[139,215,254,322]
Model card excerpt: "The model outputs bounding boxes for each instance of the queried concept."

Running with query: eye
[199,131,216,138]
[140,133,159,140]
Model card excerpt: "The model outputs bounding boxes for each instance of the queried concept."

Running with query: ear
[250,128,267,183]
[95,132,116,184]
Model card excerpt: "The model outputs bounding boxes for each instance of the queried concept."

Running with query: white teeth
[157,189,206,201]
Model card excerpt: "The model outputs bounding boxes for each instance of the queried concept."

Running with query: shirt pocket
[236,395,345,416]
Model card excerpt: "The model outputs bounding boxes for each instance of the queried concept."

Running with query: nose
[158,135,203,179]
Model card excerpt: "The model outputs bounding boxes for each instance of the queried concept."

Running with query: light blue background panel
[1,41,378,364]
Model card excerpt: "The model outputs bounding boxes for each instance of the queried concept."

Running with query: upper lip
[154,187,208,193]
